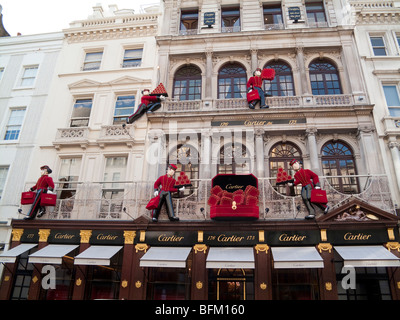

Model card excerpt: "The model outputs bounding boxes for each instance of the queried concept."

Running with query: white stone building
[351,0,400,207]
[0,32,63,245]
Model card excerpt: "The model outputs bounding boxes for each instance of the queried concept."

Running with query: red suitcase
[21,191,35,205]
[246,89,260,103]
[262,68,275,80]
[146,195,160,210]
[40,193,57,206]
[310,189,328,204]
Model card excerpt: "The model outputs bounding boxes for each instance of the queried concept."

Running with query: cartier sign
[266,230,320,246]
[49,230,80,244]
[328,229,391,244]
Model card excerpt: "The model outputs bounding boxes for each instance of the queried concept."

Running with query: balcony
[53,124,136,149]
[20,175,395,221]
[161,94,361,113]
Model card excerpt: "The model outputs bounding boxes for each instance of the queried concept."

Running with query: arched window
[321,141,359,193]
[218,63,247,99]
[168,144,199,193]
[173,65,202,101]
[269,142,302,195]
[218,143,251,174]
[309,59,342,95]
[263,61,295,96]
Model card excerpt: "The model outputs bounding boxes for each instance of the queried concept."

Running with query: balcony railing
[19,175,395,221]
[162,94,356,113]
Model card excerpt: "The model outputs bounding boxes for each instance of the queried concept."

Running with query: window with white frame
[82,51,103,71]
[19,66,38,87]
[0,166,9,200]
[383,84,400,116]
[396,33,400,54]
[70,98,92,127]
[3,108,26,140]
[113,95,135,124]
[103,156,127,199]
[122,49,143,68]
[370,36,387,56]
[58,158,82,199]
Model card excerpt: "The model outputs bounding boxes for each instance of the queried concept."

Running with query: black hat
[40,165,52,174]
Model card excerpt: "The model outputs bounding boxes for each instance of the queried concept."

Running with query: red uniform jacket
[293,169,320,188]
[141,95,158,106]
[154,174,178,193]
[31,175,55,191]
[247,75,263,89]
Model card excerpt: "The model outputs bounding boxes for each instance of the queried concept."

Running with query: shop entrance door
[209,268,254,300]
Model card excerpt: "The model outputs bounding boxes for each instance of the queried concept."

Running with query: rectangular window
[0,67,4,80]
[180,10,198,35]
[383,85,400,116]
[19,66,38,87]
[221,7,240,33]
[70,98,92,127]
[83,51,103,71]
[306,2,327,27]
[263,4,283,30]
[0,166,9,200]
[103,156,127,199]
[113,95,135,124]
[58,158,81,199]
[122,49,143,68]
[4,109,26,141]
[370,36,387,56]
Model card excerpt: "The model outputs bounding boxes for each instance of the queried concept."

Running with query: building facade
[0,31,63,248]
[1,1,400,301]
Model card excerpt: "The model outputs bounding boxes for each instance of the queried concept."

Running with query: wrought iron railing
[20,174,395,221]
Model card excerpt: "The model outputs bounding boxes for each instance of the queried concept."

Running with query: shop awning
[271,247,324,269]
[74,245,123,266]
[335,245,400,267]
[0,244,37,263]
[206,247,255,269]
[140,247,192,268]
[28,244,79,264]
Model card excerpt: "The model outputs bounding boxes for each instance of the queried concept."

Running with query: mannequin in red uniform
[288,159,329,219]
[247,68,268,109]
[23,165,55,220]
[152,164,185,222]
[127,89,165,123]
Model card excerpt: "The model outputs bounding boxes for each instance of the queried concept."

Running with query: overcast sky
[1,0,159,36]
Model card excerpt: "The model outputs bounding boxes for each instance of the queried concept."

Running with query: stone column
[255,129,265,178]
[389,141,400,192]
[205,50,213,99]
[147,130,165,181]
[251,49,258,71]
[201,129,212,179]
[306,128,320,175]
[296,46,309,95]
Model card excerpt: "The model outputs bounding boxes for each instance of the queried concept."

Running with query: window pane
[123,49,143,68]
[114,95,135,123]
[70,99,92,127]
[4,109,26,140]
[83,52,102,71]
[383,85,400,106]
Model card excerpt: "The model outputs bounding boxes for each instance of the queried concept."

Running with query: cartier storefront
[1,199,400,300]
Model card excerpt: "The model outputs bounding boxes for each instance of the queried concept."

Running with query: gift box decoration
[174,171,192,188]
[275,167,293,185]
[208,174,259,221]
[150,83,168,97]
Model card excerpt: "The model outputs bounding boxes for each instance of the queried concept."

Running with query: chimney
[0,5,10,37]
